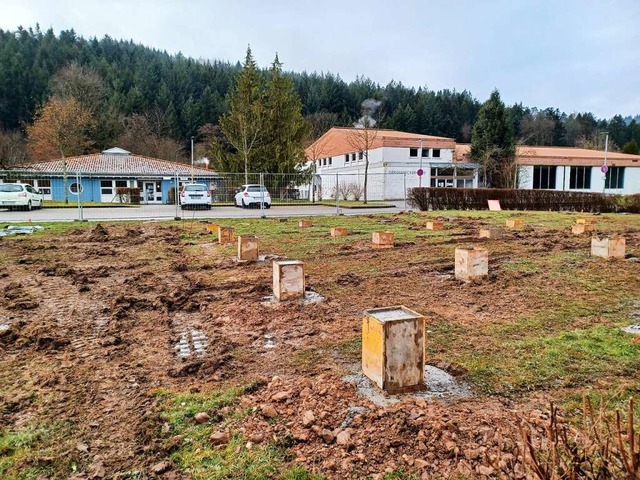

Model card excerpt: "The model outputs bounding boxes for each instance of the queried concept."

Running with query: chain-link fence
[0,170,423,220]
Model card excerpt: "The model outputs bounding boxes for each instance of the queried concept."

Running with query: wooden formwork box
[299,220,313,228]
[591,236,626,259]
[576,218,596,225]
[218,227,236,244]
[505,219,524,228]
[206,223,219,234]
[237,235,259,261]
[478,228,503,239]
[455,247,489,282]
[426,221,444,231]
[372,231,394,249]
[272,260,305,301]
[331,227,348,237]
[572,224,595,235]
[362,306,426,394]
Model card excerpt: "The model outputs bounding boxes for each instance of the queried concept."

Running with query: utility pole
[601,131,609,193]
[190,136,194,182]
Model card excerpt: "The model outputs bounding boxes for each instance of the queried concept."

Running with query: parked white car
[0,183,45,211]
[234,184,271,208]
[179,183,211,209]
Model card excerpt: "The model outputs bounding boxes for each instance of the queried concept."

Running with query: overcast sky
[1,0,638,119]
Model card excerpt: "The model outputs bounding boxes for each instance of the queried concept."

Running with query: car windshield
[0,184,23,192]
[247,186,266,192]
[185,185,207,191]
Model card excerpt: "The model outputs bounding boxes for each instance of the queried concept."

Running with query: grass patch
[155,387,321,480]
[0,422,72,480]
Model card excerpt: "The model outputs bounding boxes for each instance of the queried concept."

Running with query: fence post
[174,172,180,220]
[260,173,266,218]
[403,172,407,210]
[76,171,85,222]
[335,172,340,215]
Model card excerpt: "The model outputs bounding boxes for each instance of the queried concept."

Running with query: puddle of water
[261,290,325,306]
[344,365,472,407]
[622,323,640,335]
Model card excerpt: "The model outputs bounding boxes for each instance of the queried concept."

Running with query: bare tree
[347,99,382,204]
[0,130,29,169]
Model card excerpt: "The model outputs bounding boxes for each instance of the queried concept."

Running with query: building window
[421,148,429,158]
[328,158,332,166]
[351,153,356,162]
[569,166,592,189]
[345,154,349,163]
[100,180,113,195]
[409,148,418,157]
[430,166,475,188]
[317,160,321,168]
[432,149,441,158]
[358,151,363,160]
[115,180,128,188]
[323,158,327,166]
[36,179,51,194]
[532,166,557,189]
[605,167,624,189]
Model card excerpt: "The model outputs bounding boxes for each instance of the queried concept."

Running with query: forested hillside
[1,26,639,166]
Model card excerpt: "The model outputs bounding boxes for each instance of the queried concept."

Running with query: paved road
[1,203,405,222]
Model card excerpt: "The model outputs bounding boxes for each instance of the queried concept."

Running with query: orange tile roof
[455,144,640,167]
[306,127,456,159]
[17,152,216,176]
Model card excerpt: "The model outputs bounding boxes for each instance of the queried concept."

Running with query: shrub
[408,187,640,213]
[115,187,141,204]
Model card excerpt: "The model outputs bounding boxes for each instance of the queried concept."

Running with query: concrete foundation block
[572,224,595,235]
[273,260,305,301]
[372,231,395,249]
[505,219,524,228]
[426,221,444,231]
[591,236,626,259]
[218,227,236,244]
[331,227,348,237]
[478,228,503,239]
[237,235,259,261]
[362,306,425,394]
[455,247,489,282]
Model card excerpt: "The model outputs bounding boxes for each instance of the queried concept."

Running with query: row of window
[430,166,475,188]
[100,180,130,195]
[532,166,625,189]
[410,148,441,158]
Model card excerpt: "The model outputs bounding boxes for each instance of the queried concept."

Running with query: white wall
[519,164,640,194]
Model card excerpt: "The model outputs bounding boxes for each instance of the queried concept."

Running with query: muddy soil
[1,219,639,479]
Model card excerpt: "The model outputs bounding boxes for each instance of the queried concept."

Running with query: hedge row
[407,187,640,213]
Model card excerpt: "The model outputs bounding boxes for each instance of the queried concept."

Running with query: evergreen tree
[622,139,639,155]
[219,46,264,181]
[470,90,516,188]
[260,54,309,174]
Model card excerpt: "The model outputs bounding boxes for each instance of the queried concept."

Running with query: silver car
[0,183,45,211]
[234,184,271,209]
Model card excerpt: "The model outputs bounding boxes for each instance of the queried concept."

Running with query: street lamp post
[190,136,194,182]
[418,139,423,188]
[601,132,609,193]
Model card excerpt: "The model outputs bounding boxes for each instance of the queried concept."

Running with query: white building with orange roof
[455,144,640,194]
[305,127,479,200]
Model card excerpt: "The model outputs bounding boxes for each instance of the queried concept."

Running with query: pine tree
[260,54,309,175]
[622,139,639,155]
[219,46,264,182]
[470,90,516,188]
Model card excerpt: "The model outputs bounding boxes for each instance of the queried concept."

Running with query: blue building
[7,148,219,204]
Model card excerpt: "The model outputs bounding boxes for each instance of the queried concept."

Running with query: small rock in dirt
[271,391,291,402]
[248,433,264,443]
[476,465,495,476]
[336,430,351,446]
[260,404,278,419]
[152,461,172,474]
[76,442,89,453]
[210,431,230,446]
[321,428,334,444]
[301,410,315,427]
[414,459,429,469]
[194,412,210,424]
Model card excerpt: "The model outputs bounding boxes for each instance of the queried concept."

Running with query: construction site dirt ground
[1,211,639,479]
